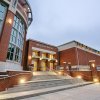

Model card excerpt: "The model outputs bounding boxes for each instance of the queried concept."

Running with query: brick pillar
[63,62,67,74]
[68,62,72,76]
[22,31,27,69]
[0,11,14,61]
[89,60,99,82]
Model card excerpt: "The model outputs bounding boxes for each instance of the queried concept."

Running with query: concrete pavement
[21,84,100,100]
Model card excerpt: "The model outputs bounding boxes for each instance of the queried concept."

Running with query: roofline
[57,40,76,47]
[27,39,57,48]
[58,40,100,53]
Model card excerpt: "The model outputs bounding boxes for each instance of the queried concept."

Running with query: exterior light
[40,58,42,60]
[28,56,32,60]
[58,71,63,75]
[63,62,66,64]
[92,63,95,68]
[93,78,99,83]
[56,60,58,63]
[7,18,12,24]
[19,79,26,84]
[77,75,82,79]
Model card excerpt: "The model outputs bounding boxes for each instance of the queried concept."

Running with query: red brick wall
[77,48,100,65]
[59,47,100,66]
[68,71,93,81]
[0,71,33,92]
[59,47,77,66]
[97,71,100,78]
[0,10,14,61]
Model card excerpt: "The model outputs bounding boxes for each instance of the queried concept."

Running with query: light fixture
[92,63,95,68]
[19,79,26,84]
[93,78,99,83]
[7,18,12,24]
[77,75,82,79]
[56,60,58,63]
[58,71,63,75]
[28,56,32,60]
[63,62,66,63]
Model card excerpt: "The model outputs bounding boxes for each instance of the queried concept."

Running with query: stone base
[0,61,23,72]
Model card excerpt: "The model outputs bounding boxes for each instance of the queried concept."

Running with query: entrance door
[50,63,53,71]
[41,61,46,71]
[33,60,38,71]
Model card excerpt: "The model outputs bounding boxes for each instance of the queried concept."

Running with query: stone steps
[0,71,85,94]
[1,78,84,94]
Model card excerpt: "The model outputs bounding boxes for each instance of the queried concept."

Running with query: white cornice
[32,47,56,54]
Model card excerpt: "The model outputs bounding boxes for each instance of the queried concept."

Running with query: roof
[27,39,57,48]
[58,40,100,54]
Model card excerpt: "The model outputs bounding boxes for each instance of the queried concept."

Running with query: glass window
[7,15,25,63]
[0,2,7,35]
[7,44,15,60]
[12,0,18,8]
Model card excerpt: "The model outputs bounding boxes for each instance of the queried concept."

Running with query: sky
[27,0,100,50]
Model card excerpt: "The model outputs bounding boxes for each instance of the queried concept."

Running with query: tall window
[7,16,25,63]
[0,2,7,35]
[12,0,18,8]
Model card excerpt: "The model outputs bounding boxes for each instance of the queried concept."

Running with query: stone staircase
[31,71,73,81]
[0,71,85,94]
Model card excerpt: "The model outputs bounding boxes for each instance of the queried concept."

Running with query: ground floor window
[7,43,22,63]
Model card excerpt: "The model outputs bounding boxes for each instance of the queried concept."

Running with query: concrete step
[33,71,57,76]
[0,71,85,95]
[1,78,85,94]
[32,71,73,81]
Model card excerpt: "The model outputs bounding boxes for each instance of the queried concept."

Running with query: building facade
[58,41,100,71]
[24,39,58,71]
[0,0,33,71]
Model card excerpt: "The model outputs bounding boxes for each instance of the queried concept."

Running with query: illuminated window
[50,54,54,59]
[7,16,25,63]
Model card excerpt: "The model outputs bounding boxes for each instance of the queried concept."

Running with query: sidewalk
[0,82,93,100]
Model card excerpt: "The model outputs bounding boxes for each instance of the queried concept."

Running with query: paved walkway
[21,84,100,100]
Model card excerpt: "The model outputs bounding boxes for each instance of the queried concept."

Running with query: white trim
[58,42,76,51]
[3,0,11,5]
[77,46,100,56]
[32,47,56,54]
[0,61,23,71]
[16,3,28,27]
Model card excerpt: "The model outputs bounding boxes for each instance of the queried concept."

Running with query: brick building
[0,1,100,73]
[58,41,100,71]
[24,39,58,71]
[24,40,100,72]
[0,0,33,71]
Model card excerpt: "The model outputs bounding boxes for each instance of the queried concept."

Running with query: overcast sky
[27,0,100,50]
